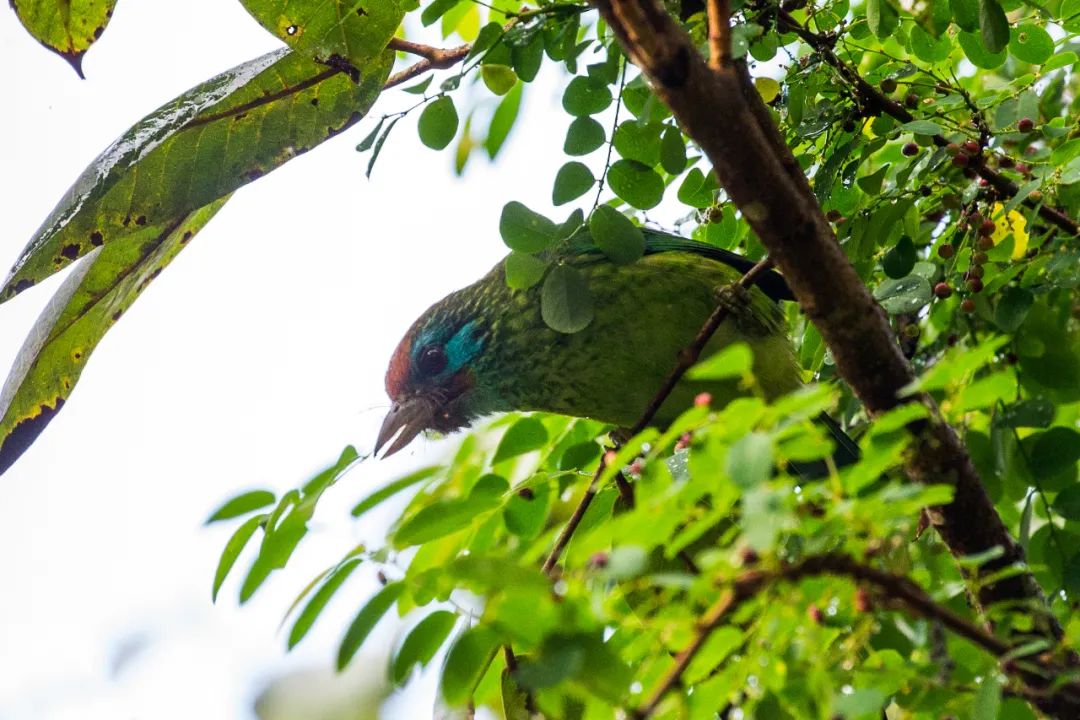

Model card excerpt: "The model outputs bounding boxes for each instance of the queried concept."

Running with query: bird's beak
[375,397,434,458]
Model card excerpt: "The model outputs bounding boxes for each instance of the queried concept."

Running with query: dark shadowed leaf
[882,236,917,279]
[418,96,459,150]
[588,205,645,265]
[978,0,1009,54]
[553,162,595,205]
[1,48,391,302]
[337,581,404,669]
[995,286,1034,332]
[239,0,404,66]
[0,199,227,477]
[612,121,663,167]
[1028,428,1080,477]
[213,514,267,602]
[660,125,687,174]
[511,34,543,81]
[11,0,116,77]
[288,557,363,649]
[499,202,558,253]
[392,611,459,685]
[206,489,277,524]
[541,264,594,333]
[440,625,502,706]
[1053,485,1080,521]
[493,417,549,464]
[959,30,1007,68]
[867,0,898,38]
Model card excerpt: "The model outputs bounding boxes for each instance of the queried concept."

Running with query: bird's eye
[416,345,448,376]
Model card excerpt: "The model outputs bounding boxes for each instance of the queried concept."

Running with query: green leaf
[351,465,441,518]
[973,673,1002,720]
[541,264,594,333]
[660,125,687,175]
[11,0,116,77]
[288,557,363,649]
[493,417,549,464]
[564,117,606,156]
[677,167,719,208]
[485,81,523,159]
[392,610,459,685]
[240,0,404,67]
[978,0,1010,54]
[996,398,1054,428]
[212,514,266,602]
[440,625,502,706]
[401,76,433,95]
[499,201,558,253]
[882,236,917,279]
[504,251,548,290]
[466,22,503,61]
[552,162,595,206]
[511,34,543,82]
[951,0,979,31]
[588,206,645,265]
[481,64,518,95]
[394,490,504,546]
[366,114,401,178]
[562,76,613,116]
[901,120,943,136]
[688,343,753,381]
[0,200,228,476]
[995,286,1034,332]
[1053,485,1080,521]
[418,96,459,150]
[1028,428,1080,477]
[959,30,1007,68]
[867,0,898,38]
[910,24,952,62]
[206,489,276,524]
[502,668,532,720]
[337,581,405,669]
[873,275,932,314]
[726,432,774,489]
[421,0,459,25]
[356,118,385,151]
[1009,24,1053,64]
[612,121,663,167]
[503,481,552,538]
[1,48,392,302]
[607,159,665,210]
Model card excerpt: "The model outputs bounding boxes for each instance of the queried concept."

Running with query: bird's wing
[565,228,795,302]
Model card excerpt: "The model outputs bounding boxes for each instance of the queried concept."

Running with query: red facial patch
[385,335,412,400]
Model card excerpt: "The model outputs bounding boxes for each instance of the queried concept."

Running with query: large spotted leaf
[0,198,228,476]
[1,46,392,303]
[240,0,404,67]
[11,0,117,78]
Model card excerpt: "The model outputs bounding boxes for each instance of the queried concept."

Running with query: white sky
[0,2,573,717]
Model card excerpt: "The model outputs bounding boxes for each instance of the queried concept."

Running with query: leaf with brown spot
[11,0,117,77]
[239,0,404,69]
[0,198,228,476]
[1,47,391,303]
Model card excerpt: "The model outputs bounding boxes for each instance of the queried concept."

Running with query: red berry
[938,243,955,259]
[808,605,824,624]
[951,154,969,167]
[905,93,919,108]
[977,235,994,251]
[881,77,898,94]
[968,265,985,279]
[973,251,989,265]
[934,282,953,298]
[694,392,712,407]
[961,298,977,313]
[963,140,980,154]
[517,487,535,500]
[968,278,984,292]
[825,209,843,222]
[589,552,609,568]
[969,212,984,226]
[1028,189,1043,202]
[854,588,873,613]
[980,219,996,235]
[945,142,962,156]
[902,142,919,157]
[999,155,1015,169]
[1018,117,1034,132]
[1016,162,1031,175]
[979,178,990,187]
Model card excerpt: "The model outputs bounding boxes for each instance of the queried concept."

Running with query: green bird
[376,230,857,464]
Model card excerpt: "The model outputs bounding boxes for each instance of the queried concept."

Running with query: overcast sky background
[0,2,574,717]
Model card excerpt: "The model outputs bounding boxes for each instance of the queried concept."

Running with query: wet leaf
[240,0,404,67]
[11,0,117,77]
[1,48,392,302]
[873,275,932,314]
[0,200,227,476]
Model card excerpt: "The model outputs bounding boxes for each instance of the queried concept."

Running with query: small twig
[594,59,629,209]
[541,256,776,576]
[384,42,472,89]
[633,553,1080,718]
[706,0,731,69]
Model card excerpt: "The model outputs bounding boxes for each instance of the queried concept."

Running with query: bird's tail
[788,412,861,479]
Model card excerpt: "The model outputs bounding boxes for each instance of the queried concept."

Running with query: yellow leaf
[990,202,1028,260]
[754,77,781,103]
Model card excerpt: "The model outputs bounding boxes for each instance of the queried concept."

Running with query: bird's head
[375,298,492,457]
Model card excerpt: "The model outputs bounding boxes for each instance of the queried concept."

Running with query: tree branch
[590,0,1068,694]
[633,554,1080,719]
[706,0,731,69]
[384,41,472,89]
